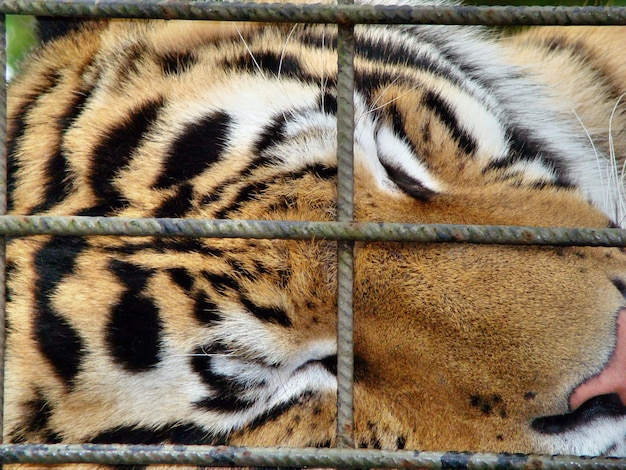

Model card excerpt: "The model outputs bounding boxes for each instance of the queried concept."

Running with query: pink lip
[569,309,626,411]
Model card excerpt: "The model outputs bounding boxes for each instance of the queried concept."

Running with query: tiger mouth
[531,393,626,435]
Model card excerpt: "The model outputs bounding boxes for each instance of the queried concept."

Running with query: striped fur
[5,1,626,466]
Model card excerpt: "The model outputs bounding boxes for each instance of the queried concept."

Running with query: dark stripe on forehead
[422,90,477,155]
[297,27,337,50]
[154,110,232,189]
[114,41,147,84]
[223,51,323,85]
[159,50,197,76]
[34,237,88,386]
[91,97,163,212]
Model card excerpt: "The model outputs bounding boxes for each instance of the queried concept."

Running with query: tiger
[5,0,626,467]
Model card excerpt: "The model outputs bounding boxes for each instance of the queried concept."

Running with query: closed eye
[375,122,441,200]
[380,161,437,201]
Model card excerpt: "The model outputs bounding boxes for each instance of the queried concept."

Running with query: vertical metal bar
[0,13,7,448]
[335,1,356,450]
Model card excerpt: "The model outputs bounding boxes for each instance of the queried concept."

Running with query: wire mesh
[2,0,626,468]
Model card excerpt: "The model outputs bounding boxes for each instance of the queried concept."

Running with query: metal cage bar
[1,444,626,469]
[336,0,356,450]
[2,216,626,246]
[0,1,626,25]
[0,13,6,445]
[1,1,626,468]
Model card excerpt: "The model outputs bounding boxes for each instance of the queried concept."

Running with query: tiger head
[5,1,626,459]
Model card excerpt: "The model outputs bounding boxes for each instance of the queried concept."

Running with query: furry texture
[5,1,626,467]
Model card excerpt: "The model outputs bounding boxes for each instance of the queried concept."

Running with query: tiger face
[5,0,626,462]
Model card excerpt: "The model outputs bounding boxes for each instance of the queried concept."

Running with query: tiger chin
[5,0,626,466]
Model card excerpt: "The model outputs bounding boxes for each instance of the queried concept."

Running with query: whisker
[235,25,266,80]
[279,24,299,80]
[357,79,417,122]
[608,94,626,225]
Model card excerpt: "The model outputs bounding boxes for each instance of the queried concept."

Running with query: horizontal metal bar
[0,1,625,25]
[0,215,625,247]
[0,444,625,469]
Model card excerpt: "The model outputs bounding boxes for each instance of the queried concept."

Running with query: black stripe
[107,260,162,372]
[543,36,625,107]
[214,181,269,219]
[153,238,223,256]
[57,84,93,133]
[29,87,94,214]
[7,89,52,211]
[298,28,337,50]
[115,42,146,84]
[355,68,409,102]
[240,295,292,328]
[191,346,256,412]
[225,51,304,79]
[167,267,195,292]
[29,146,73,214]
[159,51,197,75]
[34,237,88,385]
[422,90,477,155]
[201,271,240,295]
[154,182,195,218]
[214,163,336,219]
[91,98,163,212]
[154,110,232,189]
[5,260,15,305]
[194,291,221,325]
[91,423,223,445]
[244,392,314,432]
[37,17,85,43]
[487,126,571,188]
[194,394,256,412]
[253,113,288,155]
[109,260,155,292]
[320,91,337,116]
[357,33,468,90]
[21,389,58,439]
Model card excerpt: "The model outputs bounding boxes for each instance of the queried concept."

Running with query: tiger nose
[569,308,626,411]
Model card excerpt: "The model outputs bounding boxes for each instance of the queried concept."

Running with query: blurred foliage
[5,0,626,76]
[7,15,36,77]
